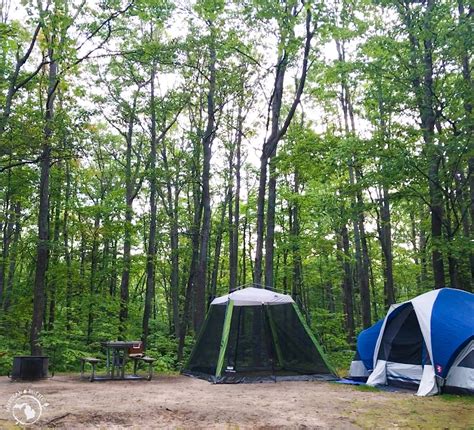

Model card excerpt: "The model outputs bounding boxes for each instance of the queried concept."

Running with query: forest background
[0,0,472,374]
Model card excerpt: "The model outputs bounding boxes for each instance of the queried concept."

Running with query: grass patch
[353,384,380,392]
[348,395,474,429]
[439,393,474,404]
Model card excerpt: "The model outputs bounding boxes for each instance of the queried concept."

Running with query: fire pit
[11,356,49,380]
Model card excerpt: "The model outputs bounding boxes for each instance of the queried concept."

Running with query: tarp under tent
[348,319,384,381]
[367,288,474,396]
[182,286,338,383]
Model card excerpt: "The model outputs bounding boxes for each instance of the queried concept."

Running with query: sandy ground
[0,374,472,429]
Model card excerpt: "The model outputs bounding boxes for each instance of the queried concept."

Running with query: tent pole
[291,302,338,376]
[215,300,234,380]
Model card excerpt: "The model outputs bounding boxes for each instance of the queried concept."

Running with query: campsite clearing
[0,375,472,429]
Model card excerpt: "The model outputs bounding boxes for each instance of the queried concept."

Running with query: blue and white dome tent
[367,288,474,396]
[348,319,384,381]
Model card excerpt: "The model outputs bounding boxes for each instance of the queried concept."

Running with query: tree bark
[63,162,73,330]
[159,143,181,338]
[118,94,138,338]
[400,0,445,288]
[210,193,229,299]
[194,35,216,332]
[30,42,57,355]
[143,63,158,348]
[457,0,474,290]
[229,104,242,292]
[2,201,20,312]
[0,182,12,305]
[380,185,395,307]
[254,7,313,286]
[336,224,355,344]
[178,186,202,361]
[291,170,303,302]
[264,156,277,288]
[87,210,100,342]
[336,36,371,327]
[0,23,41,135]
[48,189,61,330]
[376,86,396,307]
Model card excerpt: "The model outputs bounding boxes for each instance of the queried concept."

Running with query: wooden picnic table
[101,341,143,380]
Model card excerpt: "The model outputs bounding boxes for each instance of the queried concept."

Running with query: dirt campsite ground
[0,374,472,429]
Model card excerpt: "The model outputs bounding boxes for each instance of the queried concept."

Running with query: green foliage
[311,309,353,373]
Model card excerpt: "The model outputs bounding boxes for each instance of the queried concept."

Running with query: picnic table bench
[80,357,101,382]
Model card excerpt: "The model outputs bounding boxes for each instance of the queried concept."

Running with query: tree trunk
[420,219,429,289]
[229,104,242,292]
[256,50,286,287]
[337,35,371,328]
[48,190,61,330]
[375,85,395,307]
[0,184,12,305]
[210,194,229,299]
[357,183,372,328]
[457,0,474,290]
[254,8,313,285]
[445,200,460,289]
[3,201,21,312]
[118,94,138,338]
[401,0,445,288]
[291,170,303,302]
[87,211,100,342]
[368,241,379,321]
[194,37,216,332]
[264,156,277,288]
[178,181,202,360]
[0,23,41,135]
[109,239,118,296]
[159,145,181,338]
[242,214,247,285]
[380,184,395,307]
[143,64,158,348]
[468,158,474,289]
[254,157,269,286]
[337,225,355,344]
[63,162,73,330]
[30,48,57,355]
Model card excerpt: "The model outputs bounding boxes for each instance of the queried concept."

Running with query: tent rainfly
[348,319,384,381]
[367,288,474,396]
[182,286,337,383]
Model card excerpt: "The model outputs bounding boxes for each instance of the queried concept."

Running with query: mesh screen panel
[268,304,331,374]
[224,306,275,372]
[185,305,226,375]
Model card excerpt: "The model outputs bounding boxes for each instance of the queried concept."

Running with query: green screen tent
[182,286,338,383]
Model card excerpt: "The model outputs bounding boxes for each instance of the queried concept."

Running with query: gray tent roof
[211,287,294,306]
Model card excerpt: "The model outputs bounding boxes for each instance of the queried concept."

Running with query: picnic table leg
[148,362,153,381]
[121,352,126,379]
[80,360,85,379]
[111,350,115,379]
[90,362,96,382]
